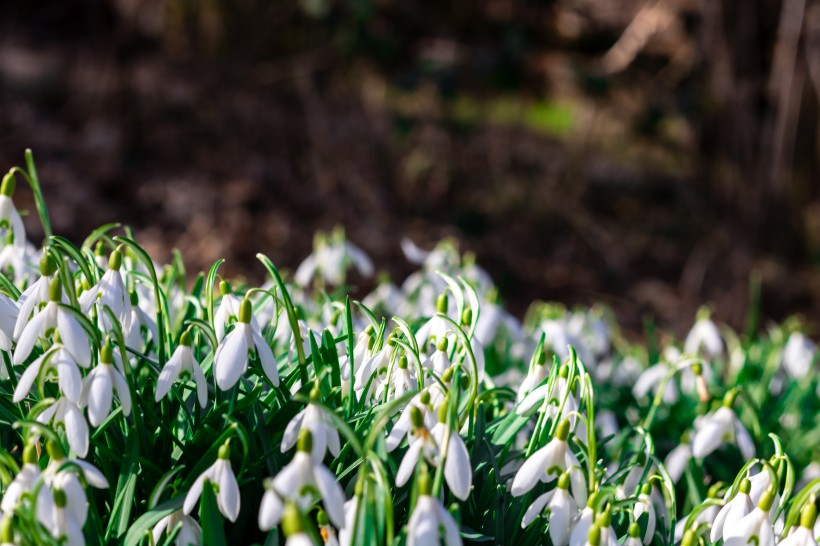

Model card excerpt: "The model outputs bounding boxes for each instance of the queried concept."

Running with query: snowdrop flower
[281,388,341,461]
[14,278,90,366]
[214,281,259,342]
[711,478,754,542]
[414,293,453,348]
[1,444,50,516]
[152,509,203,546]
[259,431,346,530]
[79,248,131,332]
[779,503,818,546]
[633,484,657,544]
[511,419,579,496]
[0,291,17,353]
[338,497,360,546]
[782,332,816,379]
[692,391,754,460]
[156,330,208,408]
[47,488,85,546]
[521,471,585,546]
[37,397,89,457]
[354,341,392,401]
[14,340,84,403]
[632,360,678,405]
[664,438,693,483]
[124,290,158,351]
[623,523,643,546]
[684,312,722,359]
[396,405,472,500]
[516,351,550,405]
[387,388,441,452]
[569,505,596,546]
[213,298,278,390]
[295,229,373,287]
[594,510,619,546]
[377,355,417,400]
[422,339,451,377]
[41,441,109,528]
[13,255,59,339]
[81,344,132,427]
[723,488,776,546]
[517,363,578,421]
[183,442,240,522]
[405,469,462,546]
[0,175,25,247]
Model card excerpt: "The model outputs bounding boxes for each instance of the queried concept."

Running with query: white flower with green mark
[259,431,346,531]
[79,247,131,332]
[521,471,586,546]
[152,509,203,546]
[183,442,240,522]
[156,330,208,408]
[213,298,278,390]
[0,176,25,248]
[214,280,259,341]
[281,388,341,461]
[405,469,462,546]
[14,278,90,367]
[723,488,776,546]
[36,398,89,457]
[511,419,579,496]
[692,392,754,460]
[80,344,132,427]
[711,478,754,542]
[779,504,818,546]
[14,340,84,404]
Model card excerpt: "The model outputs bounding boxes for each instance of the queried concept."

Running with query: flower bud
[100,344,114,365]
[317,508,330,527]
[559,364,569,378]
[800,501,817,529]
[297,430,313,454]
[441,367,454,383]
[721,389,738,409]
[555,418,571,442]
[596,508,611,528]
[180,330,192,347]
[398,355,408,370]
[219,280,232,296]
[461,308,472,327]
[46,439,65,460]
[108,248,123,271]
[739,478,751,495]
[40,254,57,277]
[410,406,424,429]
[22,443,38,465]
[588,524,602,546]
[758,487,776,512]
[436,293,448,314]
[53,488,68,508]
[419,391,431,406]
[437,337,449,352]
[0,173,15,197]
[417,466,432,496]
[238,298,252,324]
[218,441,231,460]
[281,502,303,537]
[628,522,641,539]
[557,472,571,490]
[48,277,63,302]
[438,397,450,424]
[681,529,697,546]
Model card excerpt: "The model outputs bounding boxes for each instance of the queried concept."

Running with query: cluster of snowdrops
[0,152,818,546]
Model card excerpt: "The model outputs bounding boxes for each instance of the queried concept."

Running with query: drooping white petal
[511,441,559,496]
[87,369,113,427]
[58,309,90,365]
[183,471,211,515]
[442,430,472,500]
[14,307,50,364]
[63,402,89,457]
[216,460,240,522]
[13,352,45,402]
[396,440,424,487]
[258,488,283,531]
[214,328,249,390]
[521,491,554,528]
[251,329,279,386]
[156,350,183,402]
[315,464,346,528]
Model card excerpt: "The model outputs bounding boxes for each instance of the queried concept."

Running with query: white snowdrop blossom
[0,291,18,353]
[723,488,776,546]
[511,419,579,496]
[684,314,723,359]
[0,177,25,247]
[779,504,818,546]
[521,471,586,546]
[214,281,260,341]
[81,344,132,427]
[782,332,816,379]
[156,330,208,408]
[294,229,373,287]
[14,343,84,403]
[405,471,462,546]
[259,431,346,530]
[633,484,657,544]
[710,478,755,543]
[37,397,89,457]
[386,387,442,452]
[281,390,341,461]
[152,509,203,546]
[14,278,90,367]
[395,405,472,500]
[692,393,754,460]
[79,248,131,332]
[183,442,241,522]
[213,297,279,390]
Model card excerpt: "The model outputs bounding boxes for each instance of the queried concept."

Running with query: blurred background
[0,0,818,335]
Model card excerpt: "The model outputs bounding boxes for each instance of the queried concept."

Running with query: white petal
[521,491,554,528]
[281,411,306,453]
[252,329,279,386]
[214,329,248,390]
[58,309,91,365]
[183,471,209,515]
[443,432,471,500]
[436,500,463,546]
[14,308,48,364]
[664,444,692,483]
[315,464,347,528]
[55,355,83,403]
[112,368,132,416]
[64,403,89,457]
[548,490,573,546]
[191,360,209,409]
[87,370,113,427]
[734,420,755,460]
[396,441,423,487]
[258,489,283,531]
[73,459,109,489]
[217,461,240,522]
[13,353,45,402]
[511,442,557,496]
[156,351,183,402]
[692,418,726,459]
